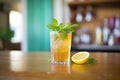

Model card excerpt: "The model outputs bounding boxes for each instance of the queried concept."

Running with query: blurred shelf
[2,41,21,50]
[71,45,120,52]
[69,0,120,52]
[69,0,120,8]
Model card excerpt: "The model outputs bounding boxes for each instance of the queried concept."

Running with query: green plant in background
[0,27,14,42]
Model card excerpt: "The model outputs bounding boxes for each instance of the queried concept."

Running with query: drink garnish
[71,52,98,64]
[87,57,98,64]
[47,18,78,39]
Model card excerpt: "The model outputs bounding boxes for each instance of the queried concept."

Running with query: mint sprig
[47,18,78,39]
[87,57,98,64]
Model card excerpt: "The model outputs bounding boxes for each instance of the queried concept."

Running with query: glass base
[51,61,69,64]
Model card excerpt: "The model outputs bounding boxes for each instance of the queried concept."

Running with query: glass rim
[50,31,72,34]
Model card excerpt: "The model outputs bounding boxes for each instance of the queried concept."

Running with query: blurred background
[0,0,120,52]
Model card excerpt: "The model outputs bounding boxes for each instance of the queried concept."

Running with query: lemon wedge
[71,52,90,64]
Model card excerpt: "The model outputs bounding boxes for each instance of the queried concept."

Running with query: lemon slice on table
[71,52,90,64]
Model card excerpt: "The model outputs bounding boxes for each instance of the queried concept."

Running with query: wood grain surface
[0,51,120,80]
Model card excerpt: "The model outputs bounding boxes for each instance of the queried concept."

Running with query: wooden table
[0,51,120,80]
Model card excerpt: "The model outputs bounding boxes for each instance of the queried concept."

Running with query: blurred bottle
[80,28,91,44]
[74,35,80,44]
[103,18,110,45]
[85,6,92,22]
[73,29,80,44]
[108,32,115,46]
[109,16,115,31]
[107,16,115,46]
[76,7,83,23]
[95,21,103,45]
[113,14,120,45]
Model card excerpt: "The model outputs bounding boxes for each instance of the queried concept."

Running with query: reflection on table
[0,51,120,80]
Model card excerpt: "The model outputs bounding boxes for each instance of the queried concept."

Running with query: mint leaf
[59,23,63,31]
[47,24,55,30]
[52,18,58,26]
[65,23,71,28]
[47,18,78,39]
[71,24,79,28]
[87,57,97,64]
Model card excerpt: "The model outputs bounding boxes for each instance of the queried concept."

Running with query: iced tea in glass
[50,31,72,64]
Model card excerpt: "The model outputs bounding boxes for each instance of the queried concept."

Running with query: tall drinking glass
[50,31,72,64]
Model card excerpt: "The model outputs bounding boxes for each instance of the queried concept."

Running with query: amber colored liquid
[50,32,72,63]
